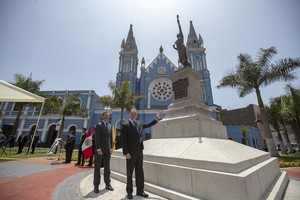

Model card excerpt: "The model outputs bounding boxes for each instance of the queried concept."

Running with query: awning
[0,79,45,158]
[0,79,45,103]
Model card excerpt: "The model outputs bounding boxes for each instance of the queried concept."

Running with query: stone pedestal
[153,67,227,139]
[109,67,288,200]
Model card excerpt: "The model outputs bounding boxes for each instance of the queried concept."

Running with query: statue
[173,15,191,68]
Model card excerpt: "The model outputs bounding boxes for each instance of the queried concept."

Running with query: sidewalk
[0,157,92,200]
[0,157,299,200]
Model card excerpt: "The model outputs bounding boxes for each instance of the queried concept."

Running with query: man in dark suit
[121,107,161,199]
[93,111,114,193]
[64,131,75,163]
[17,132,27,154]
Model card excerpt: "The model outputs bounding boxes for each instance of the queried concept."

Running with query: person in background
[26,130,40,154]
[8,134,15,148]
[75,127,87,166]
[17,132,27,154]
[64,131,75,163]
[0,129,6,143]
[121,107,161,199]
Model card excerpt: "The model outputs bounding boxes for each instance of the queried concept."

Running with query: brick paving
[281,167,300,181]
[0,157,299,200]
[0,158,92,200]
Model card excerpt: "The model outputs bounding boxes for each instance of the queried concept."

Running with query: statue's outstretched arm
[177,15,183,38]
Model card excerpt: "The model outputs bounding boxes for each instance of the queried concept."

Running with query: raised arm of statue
[177,15,183,40]
[173,15,191,68]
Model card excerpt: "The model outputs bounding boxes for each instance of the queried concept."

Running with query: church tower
[116,24,139,93]
[186,21,214,106]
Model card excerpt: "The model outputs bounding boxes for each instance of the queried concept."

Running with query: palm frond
[256,46,277,69]
[274,58,300,74]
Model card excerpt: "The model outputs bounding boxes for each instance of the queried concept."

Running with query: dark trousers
[77,147,85,165]
[65,149,73,162]
[78,148,93,166]
[93,153,111,187]
[88,156,93,166]
[26,143,37,154]
[126,151,144,194]
[17,143,25,154]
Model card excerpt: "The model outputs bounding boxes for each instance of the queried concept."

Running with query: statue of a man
[173,15,191,68]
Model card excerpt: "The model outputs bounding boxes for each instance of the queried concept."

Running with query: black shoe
[137,192,149,198]
[127,193,133,199]
[75,163,80,165]
[94,187,99,193]
[105,185,114,191]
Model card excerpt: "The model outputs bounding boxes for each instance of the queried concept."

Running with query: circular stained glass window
[149,78,172,101]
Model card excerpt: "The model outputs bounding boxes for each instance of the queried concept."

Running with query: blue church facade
[1,22,238,147]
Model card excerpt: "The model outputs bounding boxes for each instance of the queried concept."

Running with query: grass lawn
[1,146,300,168]
[0,146,78,161]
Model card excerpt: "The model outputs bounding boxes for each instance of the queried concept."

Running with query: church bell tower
[116,24,139,93]
[186,21,214,106]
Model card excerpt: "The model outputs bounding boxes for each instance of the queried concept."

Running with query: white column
[147,89,151,109]
[41,119,49,143]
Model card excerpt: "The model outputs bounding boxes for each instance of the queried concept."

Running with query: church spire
[122,24,138,52]
[198,33,204,47]
[186,21,201,48]
[117,24,139,94]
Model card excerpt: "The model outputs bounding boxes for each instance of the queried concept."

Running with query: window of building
[200,82,207,103]
[13,103,22,111]
[194,61,202,70]
[124,63,130,72]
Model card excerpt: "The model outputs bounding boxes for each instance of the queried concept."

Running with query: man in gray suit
[93,111,114,193]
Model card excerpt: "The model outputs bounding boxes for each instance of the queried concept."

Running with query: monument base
[108,65,288,199]
[110,137,288,200]
[152,100,227,139]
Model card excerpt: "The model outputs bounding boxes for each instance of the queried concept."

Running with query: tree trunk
[260,108,279,157]
[281,123,293,153]
[255,88,279,157]
[277,130,287,154]
[11,103,24,137]
[59,114,66,137]
[291,123,300,148]
[241,137,247,145]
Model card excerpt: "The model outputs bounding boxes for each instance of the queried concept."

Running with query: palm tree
[281,84,300,148]
[217,46,300,157]
[11,73,44,137]
[266,98,288,154]
[241,125,247,145]
[97,80,144,129]
[43,93,89,137]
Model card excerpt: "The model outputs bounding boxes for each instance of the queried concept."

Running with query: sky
[0,0,299,110]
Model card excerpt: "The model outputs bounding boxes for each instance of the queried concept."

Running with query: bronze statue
[173,15,191,68]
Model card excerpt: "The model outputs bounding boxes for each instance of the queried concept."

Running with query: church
[0,21,219,147]
[117,22,214,110]
[111,22,217,139]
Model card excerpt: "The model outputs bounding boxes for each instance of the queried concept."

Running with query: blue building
[227,126,263,150]
[0,22,218,147]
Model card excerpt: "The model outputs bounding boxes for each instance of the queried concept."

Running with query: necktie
[105,122,108,131]
[133,121,138,131]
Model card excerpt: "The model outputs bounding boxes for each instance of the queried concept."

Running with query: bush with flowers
[278,152,300,168]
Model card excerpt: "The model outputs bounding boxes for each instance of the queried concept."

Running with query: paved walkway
[0,157,299,200]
